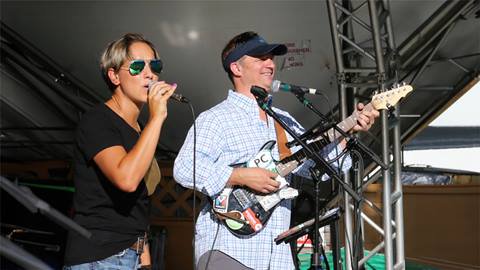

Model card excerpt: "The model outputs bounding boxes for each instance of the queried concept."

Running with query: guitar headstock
[371,84,413,110]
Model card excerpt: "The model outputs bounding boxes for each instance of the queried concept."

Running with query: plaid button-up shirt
[174,90,350,270]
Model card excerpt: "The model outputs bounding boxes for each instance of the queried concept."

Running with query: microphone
[250,85,269,101]
[148,81,189,103]
[271,80,321,95]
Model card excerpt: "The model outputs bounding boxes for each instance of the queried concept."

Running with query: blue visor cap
[222,36,288,72]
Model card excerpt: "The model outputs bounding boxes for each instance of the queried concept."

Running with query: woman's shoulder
[77,103,112,129]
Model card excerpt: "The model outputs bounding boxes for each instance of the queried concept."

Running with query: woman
[64,33,176,269]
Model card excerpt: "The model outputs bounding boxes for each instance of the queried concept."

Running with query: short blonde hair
[100,33,159,91]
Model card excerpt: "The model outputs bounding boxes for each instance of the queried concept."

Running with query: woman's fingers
[148,81,176,101]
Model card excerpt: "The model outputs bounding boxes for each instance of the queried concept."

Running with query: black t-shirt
[64,104,149,265]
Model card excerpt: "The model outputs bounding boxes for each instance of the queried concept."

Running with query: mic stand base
[309,167,330,270]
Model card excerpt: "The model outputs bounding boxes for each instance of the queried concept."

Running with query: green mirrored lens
[129,60,145,75]
[150,59,163,74]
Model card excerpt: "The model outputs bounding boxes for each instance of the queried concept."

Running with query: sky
[403,82,480,172]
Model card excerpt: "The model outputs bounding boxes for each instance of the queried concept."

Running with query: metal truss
[326,0,404,269]
[325,0,478,269]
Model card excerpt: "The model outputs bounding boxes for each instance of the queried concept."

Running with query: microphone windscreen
[271,80,281,93]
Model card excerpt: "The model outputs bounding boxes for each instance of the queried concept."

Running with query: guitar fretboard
[325,103,374,142]
[280,139,327,165]
[277,102,375,172]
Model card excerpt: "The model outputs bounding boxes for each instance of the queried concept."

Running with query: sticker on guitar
[212,141,299,237]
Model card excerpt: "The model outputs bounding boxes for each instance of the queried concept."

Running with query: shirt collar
[227,89,260,115]
[227,89,275,122]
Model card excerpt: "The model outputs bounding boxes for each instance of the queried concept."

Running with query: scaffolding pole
[325,0,404,269]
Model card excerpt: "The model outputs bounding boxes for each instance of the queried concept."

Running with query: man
[174,31,378,270]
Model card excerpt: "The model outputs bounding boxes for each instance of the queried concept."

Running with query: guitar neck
[276,139,326,176]
[276,102,374,176]
[281,140,326,164]
[275,84,414,177]
[325,103,374,142]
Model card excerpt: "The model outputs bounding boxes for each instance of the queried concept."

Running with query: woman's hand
[147,81,177,121]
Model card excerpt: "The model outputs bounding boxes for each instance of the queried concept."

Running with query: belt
[130,233,147,254]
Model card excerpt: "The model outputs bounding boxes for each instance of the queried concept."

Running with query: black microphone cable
[185,100,198,270]
[204,222,221,270]
[314,91,372,270]
[186,101,222,270]
[165,95,197,269]
[185,99,223,270]
[294,89,356,270]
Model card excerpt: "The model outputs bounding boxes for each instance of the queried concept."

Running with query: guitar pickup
[233,189,256,209]
[279,187,299,200]
[256,187,299,211]
[256,193,281,211]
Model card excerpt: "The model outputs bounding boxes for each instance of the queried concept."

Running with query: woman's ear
[107,68,121,86]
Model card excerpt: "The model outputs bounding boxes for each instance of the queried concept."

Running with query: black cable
[353,150,365,269]
[331,151,353,270]
[343,214,355,270]
[185,101,219,270]
[319,93,368,270]
[320,240,330,270]
[303,91,348,270]
[204,223,221,270]
[343,149,365,270]
[186,101,197,270]
[326,147,350,165]
[319,90,374,269]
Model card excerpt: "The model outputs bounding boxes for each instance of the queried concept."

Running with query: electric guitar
[212,84,413,237]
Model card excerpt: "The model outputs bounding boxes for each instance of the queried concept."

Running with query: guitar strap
[144,157,161,196]
[274,120,292,159]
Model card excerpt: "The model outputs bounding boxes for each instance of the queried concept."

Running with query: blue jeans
[64,248,140,270]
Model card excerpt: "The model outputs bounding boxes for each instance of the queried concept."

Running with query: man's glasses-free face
[122,59,163,76]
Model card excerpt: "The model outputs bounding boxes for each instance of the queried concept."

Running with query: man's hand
[229,167,280,194]
[352,103,380,132]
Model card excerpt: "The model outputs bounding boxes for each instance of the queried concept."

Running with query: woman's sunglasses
[123,59,163,76]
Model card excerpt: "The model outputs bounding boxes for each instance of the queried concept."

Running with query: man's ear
[107,68,121,86]
[230,62,242,77]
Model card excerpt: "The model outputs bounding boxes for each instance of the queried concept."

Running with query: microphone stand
[291,91,387,270]
[250,86,361,202]
[250,86,361,270]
